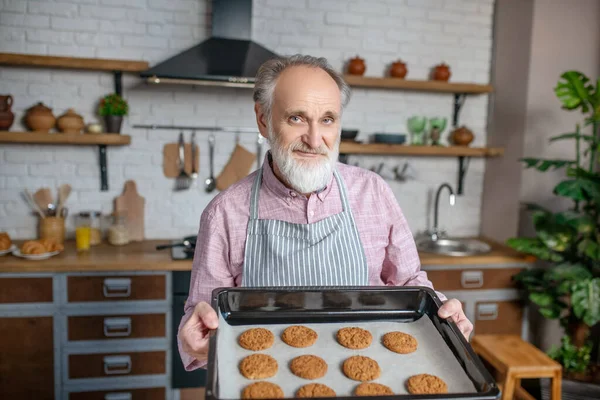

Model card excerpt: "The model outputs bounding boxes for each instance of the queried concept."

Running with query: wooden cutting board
[114,180,145,241]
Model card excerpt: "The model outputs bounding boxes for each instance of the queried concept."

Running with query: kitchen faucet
[430,183,456,241]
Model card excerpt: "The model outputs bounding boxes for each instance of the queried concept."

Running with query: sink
[417,238,492,257]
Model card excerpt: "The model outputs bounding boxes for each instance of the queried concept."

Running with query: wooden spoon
[34,188,54,216]
[56,183,72,216]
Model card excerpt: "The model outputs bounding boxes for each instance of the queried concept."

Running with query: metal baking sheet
[216,314,477,399]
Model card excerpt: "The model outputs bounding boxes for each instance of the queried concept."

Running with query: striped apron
[242,167,368,287]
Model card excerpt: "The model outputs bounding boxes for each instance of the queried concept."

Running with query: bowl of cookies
[12,238,64,260]
[205,287,500,400]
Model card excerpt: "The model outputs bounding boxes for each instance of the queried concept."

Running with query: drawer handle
[103,278,132,298]
[103,355,132,375]
[105,393,132,400]
[103,317,132,337]
[461,271,484,288]
[477,303,499,320]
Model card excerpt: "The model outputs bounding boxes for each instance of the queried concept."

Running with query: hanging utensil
[174,131,191,191]
[34,188,54,215]
[204,134,217,193]
[191,131,198,184]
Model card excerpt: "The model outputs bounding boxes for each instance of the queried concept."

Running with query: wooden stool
[472,335,562,400]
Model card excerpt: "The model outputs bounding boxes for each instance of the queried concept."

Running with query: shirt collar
[261,151,335,202]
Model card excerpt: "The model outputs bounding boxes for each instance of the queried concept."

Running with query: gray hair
[252,54,351,122]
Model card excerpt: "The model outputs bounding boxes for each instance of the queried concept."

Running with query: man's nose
[304,122,323,149]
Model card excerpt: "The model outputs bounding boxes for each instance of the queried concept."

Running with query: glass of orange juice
[75,212,92,251]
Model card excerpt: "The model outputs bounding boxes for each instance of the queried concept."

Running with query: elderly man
[178,55,472,370]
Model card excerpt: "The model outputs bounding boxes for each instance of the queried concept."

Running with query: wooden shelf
[0,131,131,145]
[0,52,148,72]
[339,142,503,157]
[343,75,493,94]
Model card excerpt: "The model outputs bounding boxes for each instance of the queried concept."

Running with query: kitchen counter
[0,238,533,273]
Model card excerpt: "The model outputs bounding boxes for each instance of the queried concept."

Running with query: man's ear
[254,103,269,140]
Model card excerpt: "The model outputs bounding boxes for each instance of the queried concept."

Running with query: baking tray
[206,286,499,400]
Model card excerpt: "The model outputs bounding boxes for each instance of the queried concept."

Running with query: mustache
[287,141,329,155]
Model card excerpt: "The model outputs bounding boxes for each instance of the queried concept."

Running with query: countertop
[0,238,534,273]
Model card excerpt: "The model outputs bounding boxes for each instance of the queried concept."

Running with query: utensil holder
[39,217,65,244]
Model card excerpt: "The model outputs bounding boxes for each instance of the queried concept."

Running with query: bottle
[108,213,130,246]
[75,212,91,251]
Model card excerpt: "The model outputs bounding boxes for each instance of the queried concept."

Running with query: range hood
[140,0,279,88]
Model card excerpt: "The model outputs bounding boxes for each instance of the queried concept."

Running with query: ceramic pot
[0,95,15,130]
[25,102,56,133]
[390,60,408,78]
[431,62,451,81]
[450,126,474,146]
[347,56,366,76]
[57,108,84,134]
[104,115,123,134]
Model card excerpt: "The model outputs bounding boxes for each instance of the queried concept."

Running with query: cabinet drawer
[474,300,523,335]
[68,313,166,341]
[68,351,166,379]
[427,268,523,291]
[0,277,53,303]
[67,275,166,302]
[69,387,165,400]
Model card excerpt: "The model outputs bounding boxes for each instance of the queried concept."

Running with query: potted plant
[98,93,128,134]
[507,71,600,383]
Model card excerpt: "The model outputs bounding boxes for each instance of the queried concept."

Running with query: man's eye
[323,118,334,124]
[289,116,302,123]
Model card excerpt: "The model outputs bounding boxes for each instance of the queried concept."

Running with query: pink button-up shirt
[179,156,444,370]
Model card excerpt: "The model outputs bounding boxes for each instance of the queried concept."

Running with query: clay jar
[0,95,15,130]
[25,102,56,133]
[57,108,84,134]
[347,56,366,76]
[450,126,474,146]
[431,62,451,81]
[390,60,408,78]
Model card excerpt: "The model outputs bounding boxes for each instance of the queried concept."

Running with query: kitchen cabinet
[0,316,55,399]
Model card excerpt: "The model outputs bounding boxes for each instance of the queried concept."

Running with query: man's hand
[179,302,219,362]
[438,298,473,341]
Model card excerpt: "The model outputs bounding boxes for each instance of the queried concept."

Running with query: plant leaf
[520,158,574,172]
[539,307,561,319]
[578,239,600,260]
[571,278,600,326]
[506,237,563,262]
[550,132,596,143]
[523,203,550,213]
[529,292,554,307]
[554,179,600,201]
[554,71,593,112]
[544,263,593,283]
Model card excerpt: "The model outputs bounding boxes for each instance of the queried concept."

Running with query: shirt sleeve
[378,180,447,302]
[177,207,234,371]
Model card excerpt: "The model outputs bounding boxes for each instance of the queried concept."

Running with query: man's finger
[456,319,473,340]
[438,298,461,319]
[195,302,219,329]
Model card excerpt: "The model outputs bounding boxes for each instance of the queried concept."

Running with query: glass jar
[75,212,91,251]
[89,211,102,246]
[108,213,130,246]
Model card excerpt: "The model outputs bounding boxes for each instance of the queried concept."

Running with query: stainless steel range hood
[140,0,279,88]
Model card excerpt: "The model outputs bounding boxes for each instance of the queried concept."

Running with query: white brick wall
[0,0,494,240]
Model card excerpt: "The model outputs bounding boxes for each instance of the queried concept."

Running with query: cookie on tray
[342,355,381,381]
[241,382,284,399]
[289,355,327,379]
[296,383,336,398]
[281,325,317,348]
[382,331,418,354]
[238,328,275,351]
[406,374,448,394]
[336,327,372,349]
[354,382,394,396]
[239,354,278,379]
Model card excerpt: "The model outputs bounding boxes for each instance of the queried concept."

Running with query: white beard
[267,123,340,194]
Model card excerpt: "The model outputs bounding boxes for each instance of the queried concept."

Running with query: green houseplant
[98,93,128,134]
[507,71,600,381]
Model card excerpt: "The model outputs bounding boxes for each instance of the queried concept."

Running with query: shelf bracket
[97,70,124,191]
[453,93,467,127]
[457,156,470,195]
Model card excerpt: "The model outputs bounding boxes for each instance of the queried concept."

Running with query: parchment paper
[216,314,476,399]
